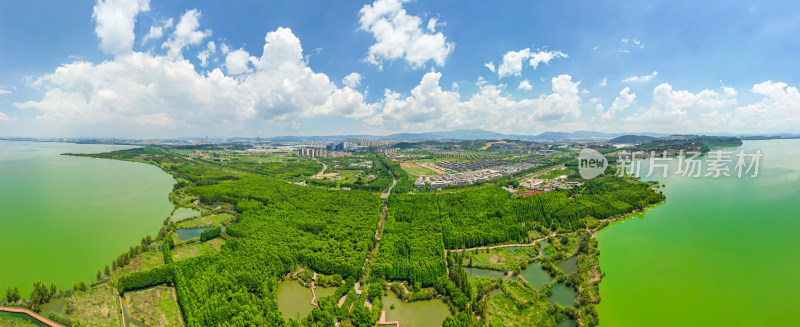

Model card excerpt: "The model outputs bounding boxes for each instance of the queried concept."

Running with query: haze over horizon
[1,0,798,138]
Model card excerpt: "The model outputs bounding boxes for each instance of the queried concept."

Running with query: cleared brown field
[400,162,420,168]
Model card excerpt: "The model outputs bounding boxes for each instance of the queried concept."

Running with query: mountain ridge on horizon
[257,129,668,142]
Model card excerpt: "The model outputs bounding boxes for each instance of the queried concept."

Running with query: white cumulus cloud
[197,41,216,67]
[376,72,583,133]
[162,9,211,59]
[621,83,737,132]
[358,0,454,69]
[141,18,173,45]
[343,73,362,88]
[518,79,533,91]
[733,81,800,131]
[496,48,567,78]
[14,26,376,137]
[598,87,636,121]
[497,48,531,78]
[92,0,150,56]
[225,49,251,75]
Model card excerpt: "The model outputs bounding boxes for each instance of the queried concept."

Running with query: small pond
[277,280,314,321]
[548,283,577,306]
[175,225,226,241]
[463,267,505,279]
[557,256,578,275]
[382,291,450,327]
[520,262,552,289]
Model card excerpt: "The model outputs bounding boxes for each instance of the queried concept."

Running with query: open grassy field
[537,168,575,179]
[400,162,437,177]
[487,281,558,327]
[172,238,224,262]
[460,246,540,272]
[175,213,233,229]
[64,284,120,327]
[110,251,165,286]
[0,317,38,327]
[219,153,321,180]
[125,285,184,327]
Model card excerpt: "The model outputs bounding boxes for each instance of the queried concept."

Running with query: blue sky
[0,0,798,138]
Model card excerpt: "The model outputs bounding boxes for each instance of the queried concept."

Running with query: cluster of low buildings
[438,160,506,171]
[433,152,502,159]
[419,162,536,188]
[616,150,691,160]
[518,176,583,196]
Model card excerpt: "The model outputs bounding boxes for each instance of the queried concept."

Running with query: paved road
[386,178,397,194]
[313,160,327,179]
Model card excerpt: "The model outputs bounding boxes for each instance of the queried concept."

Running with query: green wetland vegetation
[16,139,767,327]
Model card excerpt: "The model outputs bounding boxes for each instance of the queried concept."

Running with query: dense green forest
[372,176,664,286]
[52,145,666,327]
[191,176,381,278]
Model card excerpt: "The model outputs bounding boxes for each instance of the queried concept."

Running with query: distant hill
[385,129,516,140]
[534,131,621,140]
[608,135,657,144]
[261,129,667,142]
[385,129,658,141]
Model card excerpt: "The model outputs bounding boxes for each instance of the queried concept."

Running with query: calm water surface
[597,140,800,326]
[0,141,175,294]
[383,291,450,327]
[520,262,552,288]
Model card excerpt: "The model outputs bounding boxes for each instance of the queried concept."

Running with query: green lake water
[464,267,505,279]
[277,280,313,321]
[548,283,577,306]
[556,256,577,275]
[383,291,450,327]
[597,139,800,326]
[276,280,340,321]
[0,141,176,295]
[520,262,552,289]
